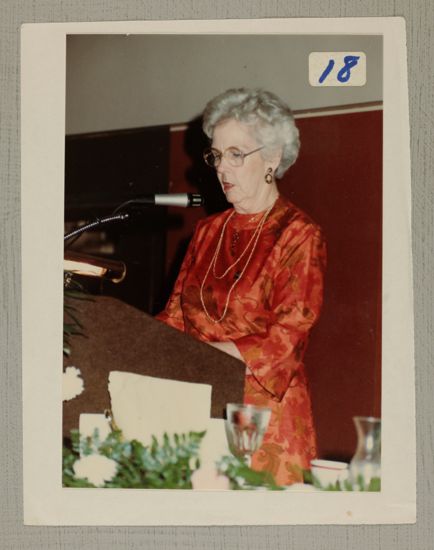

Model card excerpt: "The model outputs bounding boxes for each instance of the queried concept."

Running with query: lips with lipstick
[222,181,235,191]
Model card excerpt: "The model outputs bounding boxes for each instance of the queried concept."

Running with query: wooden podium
[63,295,246,439]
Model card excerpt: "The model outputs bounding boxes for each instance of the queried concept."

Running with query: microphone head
[127,193,205,208]
[188,193,205,207]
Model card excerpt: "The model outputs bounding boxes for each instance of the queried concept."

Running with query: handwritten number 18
[318,55,360,84]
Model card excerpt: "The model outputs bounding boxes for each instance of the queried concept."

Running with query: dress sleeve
[155,224,201,332]
[234,225,326,402]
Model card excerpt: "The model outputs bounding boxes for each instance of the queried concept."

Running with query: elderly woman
[157,88,326,485]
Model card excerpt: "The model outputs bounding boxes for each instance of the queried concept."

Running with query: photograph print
[61,32,383,493]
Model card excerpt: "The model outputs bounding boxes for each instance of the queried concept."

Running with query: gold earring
[265,168,273,184]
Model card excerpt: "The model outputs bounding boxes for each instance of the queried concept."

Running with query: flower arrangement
[63,428,281,490]
[63,428,205,489]
[63,428,380,491]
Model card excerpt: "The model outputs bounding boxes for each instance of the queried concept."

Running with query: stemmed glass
[225,403,271,467]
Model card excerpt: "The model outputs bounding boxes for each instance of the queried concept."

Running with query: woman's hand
[207,341,244,361]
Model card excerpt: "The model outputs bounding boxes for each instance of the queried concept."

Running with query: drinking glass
[225,403,271,467]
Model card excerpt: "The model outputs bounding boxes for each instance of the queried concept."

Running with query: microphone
[130,193,204,208]
[64,193,204,244]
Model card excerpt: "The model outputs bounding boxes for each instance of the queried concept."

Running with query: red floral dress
[157,195,326,485]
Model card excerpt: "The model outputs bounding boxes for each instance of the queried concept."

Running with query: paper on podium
[108,371,212,445]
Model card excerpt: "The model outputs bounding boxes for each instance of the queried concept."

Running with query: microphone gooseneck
[64,213,130,242]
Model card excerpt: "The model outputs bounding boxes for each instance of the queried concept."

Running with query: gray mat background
[1,1,432,548]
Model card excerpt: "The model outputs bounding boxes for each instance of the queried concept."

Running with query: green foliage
[351,474,381,492]
[63,428,206,489]
[304,469,381,492]
[302,468,313,485]
[216,455,282,490]
[63,275,92,356]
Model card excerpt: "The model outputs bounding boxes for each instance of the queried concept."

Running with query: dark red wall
[286,111,382,460]
[165,108,382,460]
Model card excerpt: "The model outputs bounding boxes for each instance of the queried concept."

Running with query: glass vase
[349,416,381,490]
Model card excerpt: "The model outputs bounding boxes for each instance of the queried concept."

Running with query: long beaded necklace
[212,211,265,279]
[200,202,274,324]
[229,211,261,257]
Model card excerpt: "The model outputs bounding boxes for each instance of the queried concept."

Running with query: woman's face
[211,118,280,214]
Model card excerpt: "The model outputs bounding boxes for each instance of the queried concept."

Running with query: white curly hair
[202,88,300,179]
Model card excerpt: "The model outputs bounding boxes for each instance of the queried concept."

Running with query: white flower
[191,465,230,491]
[73,454,118,486]
[62,366,84,401]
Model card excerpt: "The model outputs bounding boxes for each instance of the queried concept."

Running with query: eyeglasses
[203,146,264,168]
